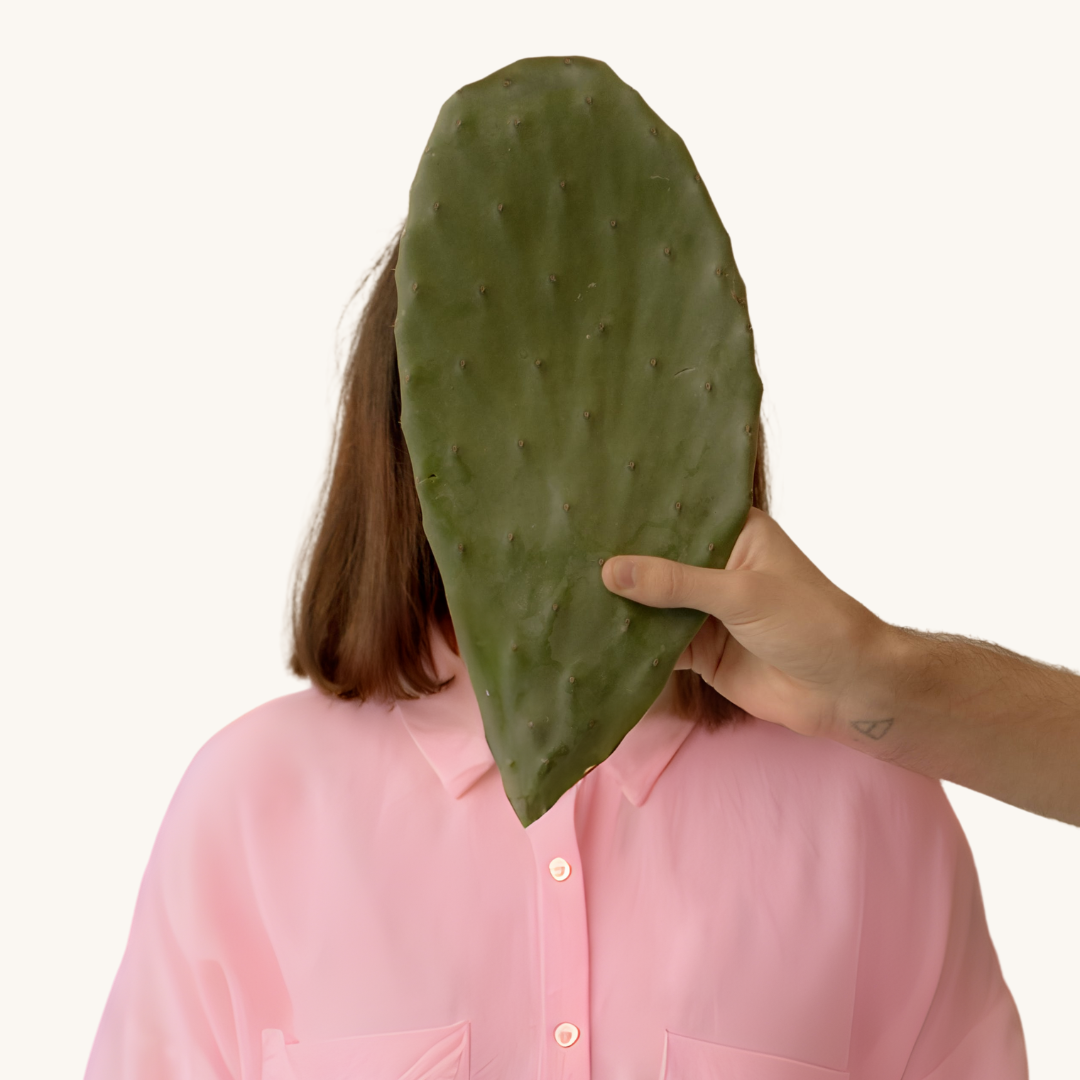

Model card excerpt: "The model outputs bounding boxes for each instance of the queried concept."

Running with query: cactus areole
[395,56,761,826]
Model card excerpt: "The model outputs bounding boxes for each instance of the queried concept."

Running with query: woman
[85,229,1026,1079]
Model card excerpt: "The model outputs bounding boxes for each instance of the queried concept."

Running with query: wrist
[831,619,921,751]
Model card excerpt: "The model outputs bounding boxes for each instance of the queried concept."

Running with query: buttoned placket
[525,779,590,1079]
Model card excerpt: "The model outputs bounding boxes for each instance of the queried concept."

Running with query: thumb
[601,554,730,620]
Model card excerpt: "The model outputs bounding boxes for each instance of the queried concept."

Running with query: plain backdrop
[2,1,1077,1076]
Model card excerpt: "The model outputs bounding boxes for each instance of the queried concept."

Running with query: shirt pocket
[661,1030,849,1080]
[261,1021,469,1080]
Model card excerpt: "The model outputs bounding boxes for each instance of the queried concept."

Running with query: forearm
[838,623,1080,826]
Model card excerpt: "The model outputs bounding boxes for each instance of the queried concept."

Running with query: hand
[600,508,896,740]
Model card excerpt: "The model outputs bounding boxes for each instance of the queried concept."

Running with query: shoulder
[680,719,984,988]
[186,686,390,774]
[157,686,423,853]
[684,717,963,855]
[688,714,946,796]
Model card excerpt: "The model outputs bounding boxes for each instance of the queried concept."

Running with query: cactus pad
[396,56,761,825]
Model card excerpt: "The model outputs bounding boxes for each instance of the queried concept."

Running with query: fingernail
[612,558,636,590]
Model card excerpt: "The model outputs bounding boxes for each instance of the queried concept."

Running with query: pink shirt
[86,623,1026,1079]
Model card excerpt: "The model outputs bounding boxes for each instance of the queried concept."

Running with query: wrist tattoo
[851,718,894,741]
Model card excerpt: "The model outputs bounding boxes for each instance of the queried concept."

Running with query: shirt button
[554,1022,580,1047]
[548,857,571,881]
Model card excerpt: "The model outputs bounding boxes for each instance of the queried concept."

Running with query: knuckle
[658,561,684,605]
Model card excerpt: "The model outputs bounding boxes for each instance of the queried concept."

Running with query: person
[600,514,1080,828]
[85,231,1028,1079]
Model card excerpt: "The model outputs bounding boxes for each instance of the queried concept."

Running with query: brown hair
[290,227,770,727]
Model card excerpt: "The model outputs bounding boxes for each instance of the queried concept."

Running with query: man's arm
[601,507,1080,826]
[851,623,1080,824]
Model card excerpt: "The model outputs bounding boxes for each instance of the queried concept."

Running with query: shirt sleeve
[847,767,1027,1079]
[896,791,1027,1080]
[84,722,292,1080]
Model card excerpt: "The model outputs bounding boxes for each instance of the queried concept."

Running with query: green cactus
[396,55,761,826]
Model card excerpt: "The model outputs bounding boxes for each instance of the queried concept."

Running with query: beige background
[1,1,1077,1076]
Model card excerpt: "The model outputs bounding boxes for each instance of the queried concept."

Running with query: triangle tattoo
[851,718,894,740]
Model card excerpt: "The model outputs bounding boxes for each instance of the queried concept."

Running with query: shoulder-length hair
[290,227,770,727]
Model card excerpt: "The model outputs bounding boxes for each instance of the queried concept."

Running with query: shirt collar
[392,620,696,807]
